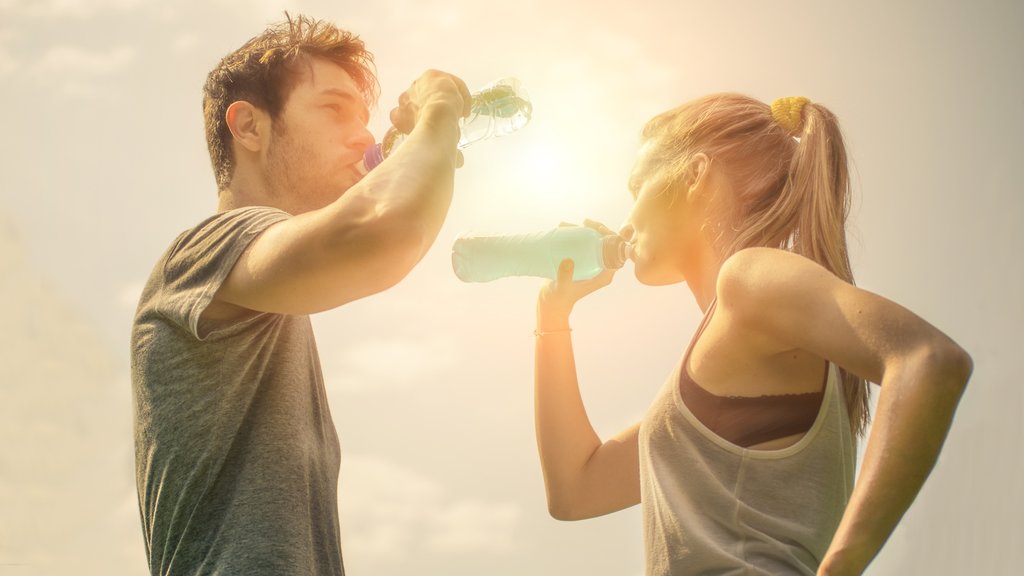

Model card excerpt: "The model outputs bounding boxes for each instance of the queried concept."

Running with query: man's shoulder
[178,206,291,244]
[163,206,290,266]
[134,207,290,336]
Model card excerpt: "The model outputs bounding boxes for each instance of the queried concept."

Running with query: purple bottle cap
[362,143,385,172]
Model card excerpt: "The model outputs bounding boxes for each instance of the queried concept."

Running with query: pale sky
[1,0,1022,574]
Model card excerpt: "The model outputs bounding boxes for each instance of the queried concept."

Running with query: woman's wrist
[536,304,572,333]
[535,318,571,333]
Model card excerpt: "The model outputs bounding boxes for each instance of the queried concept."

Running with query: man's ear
[225,101,266,152]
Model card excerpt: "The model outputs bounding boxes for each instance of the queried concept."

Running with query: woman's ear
[685,153,711,204]
[225,101,267,153]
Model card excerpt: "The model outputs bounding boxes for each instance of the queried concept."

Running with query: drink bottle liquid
[452,227,629,283]
[360,77,532,172]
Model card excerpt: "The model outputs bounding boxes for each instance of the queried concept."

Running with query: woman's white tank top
[638,321,857,575]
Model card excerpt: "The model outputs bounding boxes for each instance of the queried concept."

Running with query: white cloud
[2,0,149,19]
[171,32,199,54]
[339,455,440,559]
[425,499,521,554]
[32,44,135,76]
[381,0,469,28]
[209,0,306,23]
[28,44,136,100]
[339,454,521,563]
[328,336,457,391]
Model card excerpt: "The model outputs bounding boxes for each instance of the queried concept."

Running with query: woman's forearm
[533,317,605,519]
[819,342,972,575]
[532,261,638,520]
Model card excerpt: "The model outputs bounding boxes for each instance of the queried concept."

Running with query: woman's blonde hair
[642,93,869,436]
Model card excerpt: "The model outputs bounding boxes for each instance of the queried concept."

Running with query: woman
[533,94,972,575]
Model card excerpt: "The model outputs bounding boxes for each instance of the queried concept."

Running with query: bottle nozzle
[361,143,385,173]
[602,235,629,269]
[360,128,407,173]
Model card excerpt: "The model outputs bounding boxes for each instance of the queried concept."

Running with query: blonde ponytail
[778,99,869,437]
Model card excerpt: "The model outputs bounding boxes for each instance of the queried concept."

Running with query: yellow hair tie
[771,96,810,135]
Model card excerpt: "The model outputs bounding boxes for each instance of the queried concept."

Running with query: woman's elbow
[919,337,973,396]
[944,343,973,392]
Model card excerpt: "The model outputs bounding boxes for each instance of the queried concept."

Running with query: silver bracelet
[533,328,572,337]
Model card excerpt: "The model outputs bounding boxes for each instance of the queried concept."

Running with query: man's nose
[349,125,375,153]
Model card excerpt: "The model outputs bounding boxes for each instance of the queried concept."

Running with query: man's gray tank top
[638,303,857,575]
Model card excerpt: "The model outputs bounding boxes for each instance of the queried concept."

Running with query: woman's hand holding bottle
[536,220,622,331]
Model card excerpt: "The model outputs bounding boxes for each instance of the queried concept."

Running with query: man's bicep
[212,211,419,316]
[212,218,340,316]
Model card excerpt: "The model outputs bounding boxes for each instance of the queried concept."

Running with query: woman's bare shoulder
[717,247,839,312]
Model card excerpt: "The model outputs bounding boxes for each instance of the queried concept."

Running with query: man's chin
[333,168,363,196]
[345,164,366,186]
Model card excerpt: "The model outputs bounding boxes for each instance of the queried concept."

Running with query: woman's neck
[684,233,728,313]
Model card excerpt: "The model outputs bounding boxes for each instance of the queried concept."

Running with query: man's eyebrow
[319,88,370,121]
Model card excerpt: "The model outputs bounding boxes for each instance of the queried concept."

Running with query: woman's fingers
[583,218,617,236]
[556,258,575,286]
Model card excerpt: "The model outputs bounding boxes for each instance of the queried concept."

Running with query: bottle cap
[602,235,628,269]
[361,143,385,172]
[360,128,407,173]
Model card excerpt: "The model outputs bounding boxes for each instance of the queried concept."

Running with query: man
[131,14,470,575]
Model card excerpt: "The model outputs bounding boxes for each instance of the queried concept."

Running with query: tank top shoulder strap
[682,298,718,368]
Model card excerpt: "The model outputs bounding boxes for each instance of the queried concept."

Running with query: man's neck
[217,176,276,213]
[216,191,241,213]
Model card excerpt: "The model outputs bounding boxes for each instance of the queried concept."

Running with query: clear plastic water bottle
[360,77,532,172]
[451,227,629,283]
